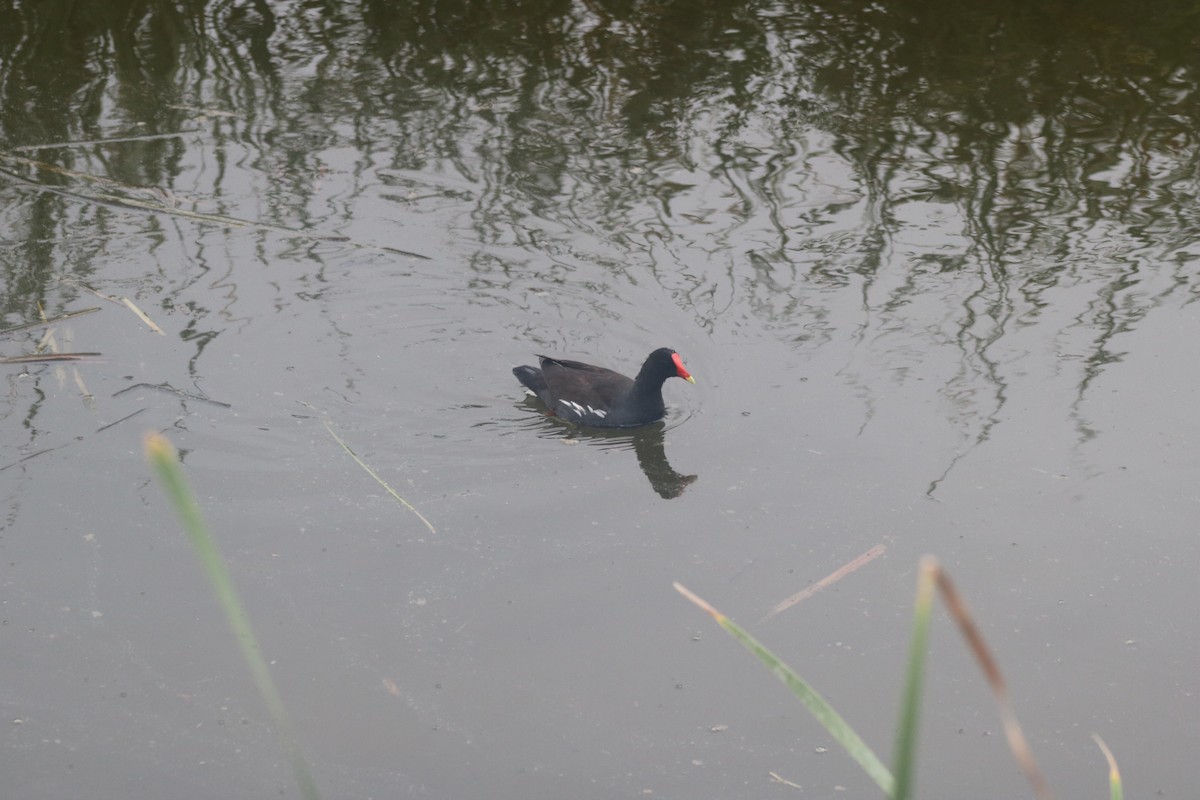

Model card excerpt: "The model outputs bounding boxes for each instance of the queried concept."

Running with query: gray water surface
[2,1,1198,798]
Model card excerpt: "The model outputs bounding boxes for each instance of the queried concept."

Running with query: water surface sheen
[2,1,1198,798]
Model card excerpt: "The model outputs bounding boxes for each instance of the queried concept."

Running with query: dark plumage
[513,347,695,428]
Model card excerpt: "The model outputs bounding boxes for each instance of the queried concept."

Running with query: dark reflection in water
[1,5,1196,259]
[0,0,1197,480]
[1,2,1196,323]
[1,0,1198,490]
[515,398,697,498]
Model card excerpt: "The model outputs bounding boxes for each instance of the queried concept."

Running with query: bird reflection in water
[515,399,698,499]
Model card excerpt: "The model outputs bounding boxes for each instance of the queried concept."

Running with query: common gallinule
[513,347,695,428]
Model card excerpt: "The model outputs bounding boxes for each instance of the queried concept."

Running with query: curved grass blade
[1092,735,1122,800]
[674,582,894,796]
[145,433,321,800]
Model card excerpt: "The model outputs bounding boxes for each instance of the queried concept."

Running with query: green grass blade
[145,433,322,800]
[1093,735,1123,800]
[675,583,895,797]
[890,556,937,800]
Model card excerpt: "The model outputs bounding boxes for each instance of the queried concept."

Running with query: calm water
[3,1,1199,798]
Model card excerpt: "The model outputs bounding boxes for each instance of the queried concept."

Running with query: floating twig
[12,130,205,152]
[111,381,231,408]
[0,352,100,364]
[73,368,95,408]
[95,408,147,433]
[0,156,431,260]
[167,104,239,118]
[324,421,436,535]
[58,277,122,305]
[56,279,164,335]
[0,307,100,338]
[0,408,149,472]
[768,771,802,790]
[760,544,886,624]
[0,442,73,472]
[120,296,165,335]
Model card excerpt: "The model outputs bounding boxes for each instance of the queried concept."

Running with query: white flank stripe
[558,399,608,419]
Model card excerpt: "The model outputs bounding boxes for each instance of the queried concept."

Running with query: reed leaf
[890,556,937,800]
[674,582,894,796]
[145,433,321,800]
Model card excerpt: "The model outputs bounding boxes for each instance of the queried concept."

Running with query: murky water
[3,1,1199,797]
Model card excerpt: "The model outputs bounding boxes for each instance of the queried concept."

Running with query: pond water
[3,1,1199,798]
